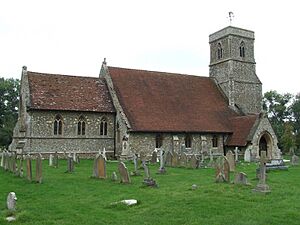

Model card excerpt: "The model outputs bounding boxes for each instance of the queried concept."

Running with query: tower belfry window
[217,43,223,59]
[239,41,245,57]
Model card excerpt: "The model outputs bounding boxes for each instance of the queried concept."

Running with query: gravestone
[180,144,186,154]
[157,149,166,174]
[291,154,299,166]
[111,171,118,181]
[4,151,8,170]
[67,154,74,173]
[118,162,131,184]
[53,151,59,168]
[233,172,250,185]
[73,152,78,163]
[102,147,107,161]
[7,192,17,211]
[36,154,43,183]
[12,152,18,173]
[165,151,173,167]
[226,150,235,172]
[215,156,230,183]
[253,151,271,193]
[131,154,140,176]
[244,149,251,162]
[142,161,158,187]
[151,151,157,164]
[92,154,106,179]
[49,154,54,166]
[172,152,180,167]
[0,151,4,167]
[234,147,239,162]
[180,153,188,167]
[18,157,24,177]
[189,154,198,169]
[26,155,32,181]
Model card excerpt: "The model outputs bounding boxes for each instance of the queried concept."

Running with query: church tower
[209,26,262,114]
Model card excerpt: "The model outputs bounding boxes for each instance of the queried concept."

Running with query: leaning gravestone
[172,152,180,167]
[26,155,32,181]
[233,172,250,185]
[215,156,230,183]
[244,149,251,162]
[165,151,173,167]
[118,162,131,184]
[180,153,188,168]
[291,154,299,166]
[7,192,17,211]
[92,154,106,179]
[253,151,270,193]
[226,150,235,172]
[36,154,43,183]
[151,151,157,164]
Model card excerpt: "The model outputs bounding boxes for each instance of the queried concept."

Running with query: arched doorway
[258,132,272,157]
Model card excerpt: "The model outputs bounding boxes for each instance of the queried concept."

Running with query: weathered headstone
[49,154,54,166]
[165,151,173,167]
[180,153,188,167]
[291,154,299,166]
[172,152,180,167]
[157,149,166,174]
[189,154,198,169]
[73,152,78,163]
[253,151,271,193]
[234,147,239,162]
[0,151,4,168]
[92,154,106,179]
[102,147,107,161]
[244,149,251,162]
[150,151,157,164]
[142,161,158,187]
[131,154,140,176]
[118,162,131,184]
[226,150,235,172]
[4,151,8,171]
[111,171,118,181]
[36,153,43,183]
[233,172,250,185]
[7,192,17,211]
[26,155,32,181]
[12,152,17,173]
[18,157,24,177]
[53,151,59,168]
[67,153,74,173]
[215,156,230,183]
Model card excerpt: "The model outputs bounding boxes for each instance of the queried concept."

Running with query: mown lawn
[0,159,299,225]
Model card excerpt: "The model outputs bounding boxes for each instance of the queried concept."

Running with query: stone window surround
[77,115,86,136]
[212,135,218,148]
[100,117,108,136]
[54,114,63,135]
[239,41,245,58]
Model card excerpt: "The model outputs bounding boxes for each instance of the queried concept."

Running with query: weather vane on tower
[228,12,234,25]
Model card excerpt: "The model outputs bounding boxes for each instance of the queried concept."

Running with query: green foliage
[0,77,19,148]
[1,160,300,225]
[281,123,296,153]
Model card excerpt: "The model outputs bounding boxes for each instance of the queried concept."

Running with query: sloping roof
[226,115,259,146]
[27,71,115,113]
[108,66,238,133]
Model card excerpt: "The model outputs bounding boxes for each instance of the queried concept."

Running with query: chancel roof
[27,71,115,113]
[108,66,240,133]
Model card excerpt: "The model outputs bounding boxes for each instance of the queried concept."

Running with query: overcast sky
[0,0,299,94]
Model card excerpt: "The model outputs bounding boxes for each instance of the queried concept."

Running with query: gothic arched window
[100,118,108,136]
[155,134,163,148]
[77,115,86,135]
[185,134,192,148]
[212,135,218,148]
[239,41,245,57]
[54,114,63,135]
[217,43,223,59]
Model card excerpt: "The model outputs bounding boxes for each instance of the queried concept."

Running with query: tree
[291,93,300,151]
[0,77,20,148]
[280,123,296,154]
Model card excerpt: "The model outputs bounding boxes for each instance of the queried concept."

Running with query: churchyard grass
[1,159,300,225]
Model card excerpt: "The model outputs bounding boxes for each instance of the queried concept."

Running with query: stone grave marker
[189,154,198,169]
[111,171,118,181]
[49,154,54,166]
[7,152,12,172]
[253,151,271,193]
[53,151,59,168]
[92,154,106,179]
[131,154,140,176]
[73,152,78,163]
[102,147,107,161]
[142,161,158,187]
[4,151,8,171]
[36,154,43,183]
[150,151,157,164]
[7,192,17,211]
[180,153,188,167]
[234,147,239,162]
[244,148,251,162]
[291,154,299,166]
[157,149,166,174]
[172,152,180,167]
[233,172,250,185]
[67,153,74,173]
[26,155,32,181]
[215,156,230,183]
[18,157,24,177]
[0,151,4,168]
[226,150,235,172]
[118,162,131,184]
[165,151,173,167]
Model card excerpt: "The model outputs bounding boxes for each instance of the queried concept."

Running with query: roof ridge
[108,66,209,79]
[27,71,99,80]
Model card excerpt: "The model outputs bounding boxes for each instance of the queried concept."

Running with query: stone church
[10,26,281,160]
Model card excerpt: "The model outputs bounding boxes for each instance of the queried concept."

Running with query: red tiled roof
[108,66,238,133]
[27,71,115,112]
[226,115,259,146]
